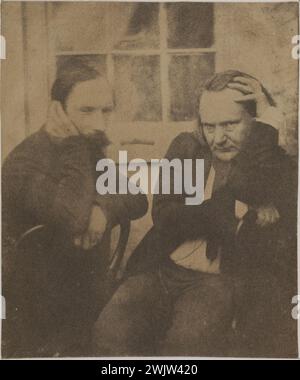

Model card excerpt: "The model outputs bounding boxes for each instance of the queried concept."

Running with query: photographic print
[1,0,299,359]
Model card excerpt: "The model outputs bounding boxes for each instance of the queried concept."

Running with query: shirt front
[170,165,249,273]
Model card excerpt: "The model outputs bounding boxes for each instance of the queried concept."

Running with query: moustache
[212,138,239,150]
[84,131,111,156]
[85,130,111,147]
[212,145,237,152]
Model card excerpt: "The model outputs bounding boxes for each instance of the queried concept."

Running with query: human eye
[80,106,96,113]
[203,124,215,133]
[102,105,114,114]
[223,121,240,131]
[224,123,234,131]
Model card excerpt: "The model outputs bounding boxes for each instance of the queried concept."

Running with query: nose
[90,111,108,133]
[94,122,106,132]
[214,126,227,145]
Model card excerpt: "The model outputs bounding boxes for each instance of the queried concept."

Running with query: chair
[3,221,130,357]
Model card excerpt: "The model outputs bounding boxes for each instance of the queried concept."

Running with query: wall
[1,2,26,159]
[215,2,299,155]
[1,2,49,158]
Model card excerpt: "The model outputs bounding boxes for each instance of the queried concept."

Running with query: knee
[92,274,157,356]
[92,285,137,355]
[93,311,132,356]
[161,322,226,356]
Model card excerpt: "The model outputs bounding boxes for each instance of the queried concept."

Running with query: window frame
[46,2,216,159]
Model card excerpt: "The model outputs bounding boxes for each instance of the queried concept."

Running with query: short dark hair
[51,58,100,109]
[202,69,276,117]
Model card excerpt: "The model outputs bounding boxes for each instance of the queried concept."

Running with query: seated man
[2,59,148,357]
[93,70,297,357]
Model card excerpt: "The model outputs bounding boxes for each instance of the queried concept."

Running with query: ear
[46,100,79,138]
[193,115,207,147]
[55,101,71,124]
[45,101,68,139]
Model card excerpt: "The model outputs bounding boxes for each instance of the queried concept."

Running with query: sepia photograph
[1,0,299,359]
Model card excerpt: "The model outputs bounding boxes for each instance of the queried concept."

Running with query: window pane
[52,3,108,51]
[169,54,215,121]
[52,2,159,52]
[56,55,107,76]
[114,3,160,50]
[114,55,162,122]
[167,3,214,48]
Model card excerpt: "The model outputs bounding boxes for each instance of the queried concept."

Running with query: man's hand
[74,206,107,250]
[45,101,79,139]
[255,205,280,227]
[227,76,270,118]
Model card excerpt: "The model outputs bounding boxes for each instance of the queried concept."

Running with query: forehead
[199,89,245,123]
[68,77,113,107]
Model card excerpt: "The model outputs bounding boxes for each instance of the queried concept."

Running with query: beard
[86,130,111,149]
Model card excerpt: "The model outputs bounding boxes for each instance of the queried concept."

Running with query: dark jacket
[2,128,148,243]
[2,127,148,350]
[126,122,297,287]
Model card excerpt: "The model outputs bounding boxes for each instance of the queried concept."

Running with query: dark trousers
[93,261,235,356]
[93,259,298,357]
[3,237,110,358]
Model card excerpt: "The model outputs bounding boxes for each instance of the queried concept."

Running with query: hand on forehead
[227,76,264,103]
[199,88,247,120]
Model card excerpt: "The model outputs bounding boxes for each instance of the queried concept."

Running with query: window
[48,2,215,156]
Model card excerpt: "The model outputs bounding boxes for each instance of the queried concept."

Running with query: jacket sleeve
[152,132,238,244]
[3,136,95,236]
[94,184,148,228]
[227,120,297,233]
[227,121,285,205]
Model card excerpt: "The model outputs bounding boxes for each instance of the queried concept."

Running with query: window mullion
[159,3,170,125]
